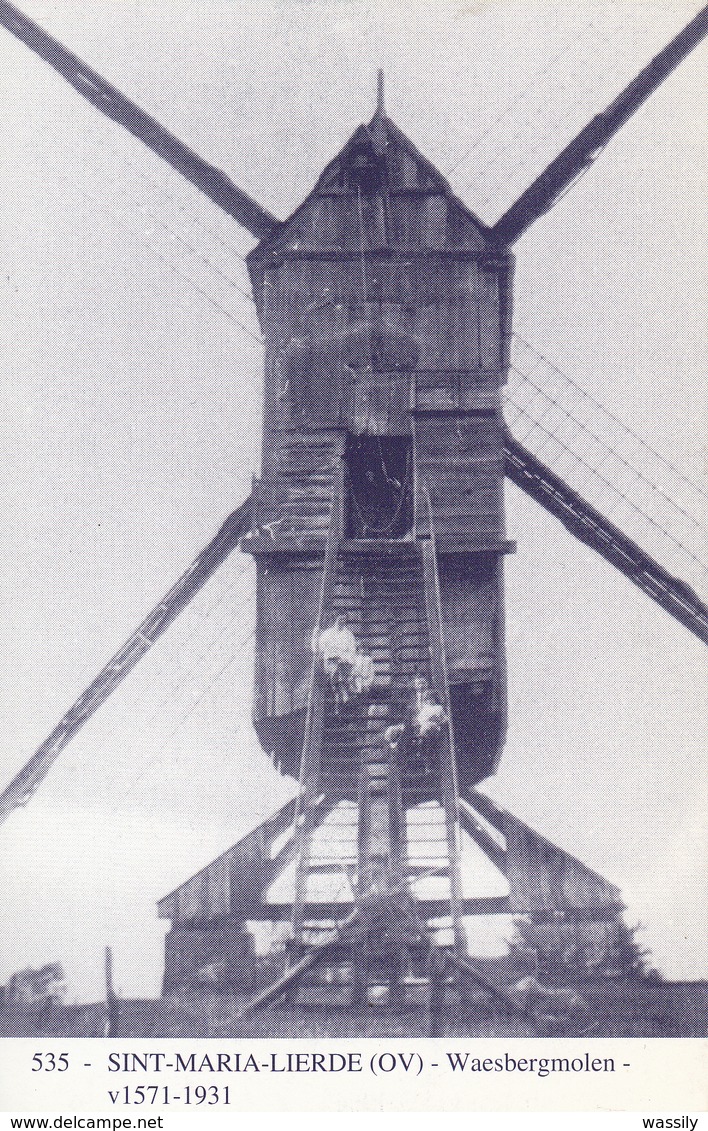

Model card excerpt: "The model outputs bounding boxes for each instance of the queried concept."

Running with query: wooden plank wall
[254,561,321,723]
[256,430,344,540]
[262,259,501,374]
[261,139,489,257]
[438,554,499,678]
[503,812,623,917]
[158,799,298,926]
[258,254,506,521]
[415,416,505,544]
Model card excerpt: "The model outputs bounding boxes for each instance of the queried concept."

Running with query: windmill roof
[248,112,498,265]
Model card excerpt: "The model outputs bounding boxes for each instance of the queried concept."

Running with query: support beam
[459,797,507,870]
[444,950,548,1033]
[260,896,511,921]
[465,788,624,921]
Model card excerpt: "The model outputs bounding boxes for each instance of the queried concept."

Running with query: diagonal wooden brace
[236,886,431,1020]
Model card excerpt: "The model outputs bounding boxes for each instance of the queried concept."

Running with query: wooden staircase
[289,535,465,1003]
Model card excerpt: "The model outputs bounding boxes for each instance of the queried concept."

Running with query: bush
[507,915,660,984]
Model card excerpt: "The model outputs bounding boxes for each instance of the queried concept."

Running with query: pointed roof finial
[376,69,385,117]
[369,68,388,157]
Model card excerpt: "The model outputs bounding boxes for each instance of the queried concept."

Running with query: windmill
[0,1,706,1012]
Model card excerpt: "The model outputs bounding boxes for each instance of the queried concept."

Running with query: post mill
[0,1,706,1012]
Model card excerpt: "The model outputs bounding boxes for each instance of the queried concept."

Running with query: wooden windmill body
[155,107,641,1001]
[0,1,707,1008]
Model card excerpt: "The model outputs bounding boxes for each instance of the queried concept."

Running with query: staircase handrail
[290,465,345,943]
[418,483,455,736]
[418,481,465,957]
[294,466,344,826]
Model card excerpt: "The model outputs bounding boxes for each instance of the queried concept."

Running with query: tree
[507,914,660,984]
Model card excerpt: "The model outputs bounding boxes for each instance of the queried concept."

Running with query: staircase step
[333,575,424,586]
[322,737,387,749]
[355,628,423,643]
[322,738,386,751]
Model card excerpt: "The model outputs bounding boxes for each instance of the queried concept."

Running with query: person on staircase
[412,676,447,774]
[350,648,375,697]
[384,676,447,773]
[313,615,374,708]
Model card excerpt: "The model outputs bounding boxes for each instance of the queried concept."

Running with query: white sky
[0,0,706,1000]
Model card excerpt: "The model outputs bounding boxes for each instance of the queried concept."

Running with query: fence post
[105,947,118,1037]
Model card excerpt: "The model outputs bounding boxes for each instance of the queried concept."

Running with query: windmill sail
[502,335,707,637]
[0,1,278,240]
[492,2,708,245]
[0,498,252,827]
[504,433,708,644]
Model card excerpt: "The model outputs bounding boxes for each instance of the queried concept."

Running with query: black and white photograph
[0,0,706,1085]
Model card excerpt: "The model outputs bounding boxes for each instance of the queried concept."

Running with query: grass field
[1,981,706,1039]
